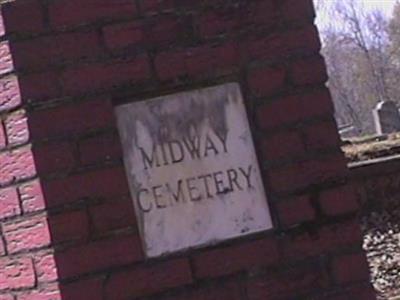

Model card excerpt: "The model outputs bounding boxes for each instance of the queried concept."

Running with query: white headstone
[115,83,273,258]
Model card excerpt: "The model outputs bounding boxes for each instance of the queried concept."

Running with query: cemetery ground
[345,135,400,299]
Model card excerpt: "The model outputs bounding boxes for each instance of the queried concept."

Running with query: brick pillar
[0,0,375,299]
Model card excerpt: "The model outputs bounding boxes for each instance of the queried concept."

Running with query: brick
[332,253,371,284]
[143,16,183,46]
[303,120,340,151]
[33,142,75,175]
[268,154,347,193]
[57,234,143,279]
[185,42,239,77]
[257,88,334,130]
[0,186,21,219]
[104,258,192,299]
[193,237,279,279]
[244,25,320,63]
[162,279,242,300]
[0,148,36,186]
[61,56,150,96]
[320,185,359,216]
[42,167,129,207]
[0,236,4,256]
[79,133,122,165]
[0,257,35,290]
[19,71,62,102]
[60,277,104,300]
[247,263,330,300]
[16,284,61,300]
[48,210,89,243]
[1,0,44,34]
[90,199,136,235]
[155,50,186,81]
[103,21,143,50]
[11,31,101,70]
[33,252,58,283]
[198,10,239,38]
[0,42,13,76]
[290,55,328,86]
[248,66,286,98]
[277,196,315,227]
[282,219,363,260]
[326,283,376,300]
[3,215,51,254]
[49,0,137,29]
[0,75,21,112]
[155,42,239,81]
[0,123,5,149]
[262,130,304,161]
[282,0,315,24]
[4,111,29,146]
[29,98,114,139]
[19,180,46,213]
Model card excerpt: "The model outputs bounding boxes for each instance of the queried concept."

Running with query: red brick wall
[0,0,375,299]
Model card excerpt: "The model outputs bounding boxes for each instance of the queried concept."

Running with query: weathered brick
[262,130,304,161]
[0,186,21,219]
[4,111,29,146]
[103,21,143,50]
[48,210,89,244]
[247,263,331,300]
[281,0,315,24]
[104,259,192,299]
[282,220,363,260]
[303,120,341,151]
[0,123,5,149]
[90,199,136,235]
[19,180,46,213]
[0,148,36,186]
[61,56,150,96]
[42,167,129,208]
[3,215,51,253]
[0,42,13,76]
[248,66,286,98]
[1,0,44,34]
[162,279,243,300]
[277,196,315,227]
[16,284,61,300]
[268,154,347,193]
[0,76,21,112]
[11,31,101,70]
[29,98,114,139]
[290,55,328,86]
[193,237,279,279]
[57,234,143,279]
[244,25,320,63]
[33,142,75,175]
[320,185,359,216]
[257,88,334,130]
[18,71,62,102]
[49,0,137,29]
[0,257,35,290]
[60,277,104,300]
[332,253,371,284]
[33,252,58,283]
[79,132,122,165]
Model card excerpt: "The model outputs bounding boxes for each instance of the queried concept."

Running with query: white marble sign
[115,83,273,258]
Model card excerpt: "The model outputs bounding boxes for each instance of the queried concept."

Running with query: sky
[315,0,398,30]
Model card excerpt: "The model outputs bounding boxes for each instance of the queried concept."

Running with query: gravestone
[373,101,400,134]
[115,83,273,258]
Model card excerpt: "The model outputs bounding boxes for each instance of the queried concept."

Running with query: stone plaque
[115,83,273,258]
